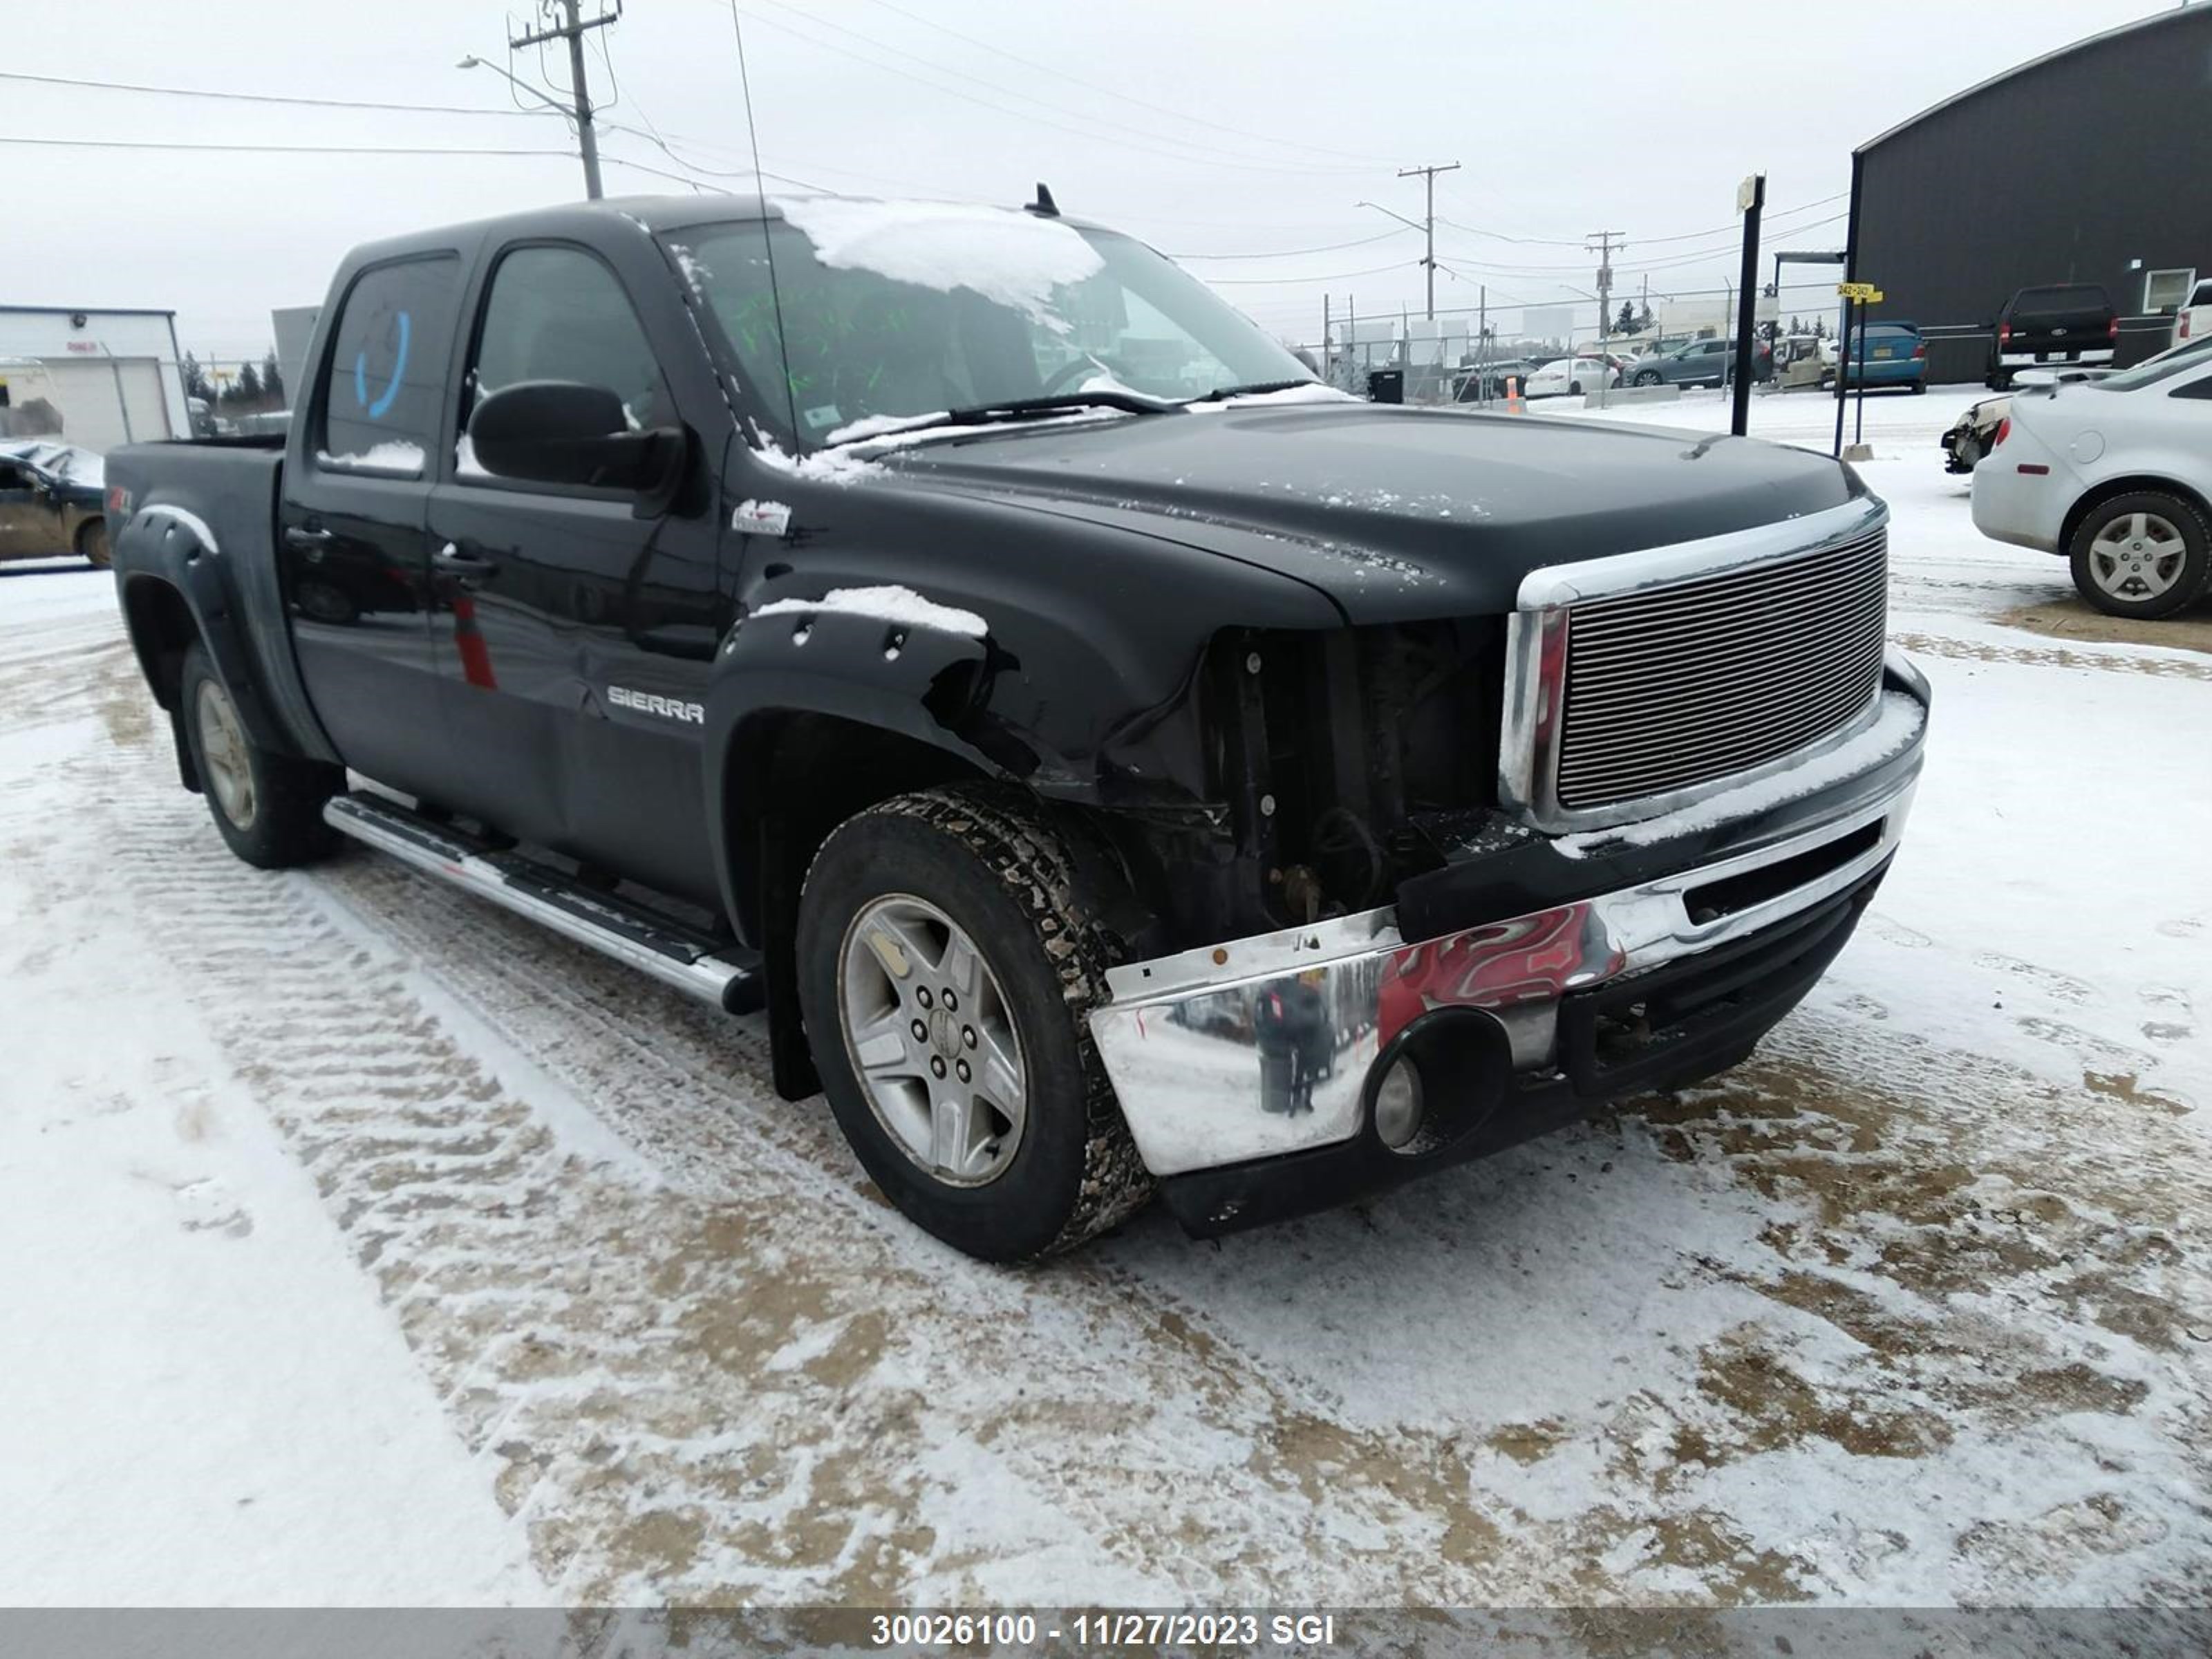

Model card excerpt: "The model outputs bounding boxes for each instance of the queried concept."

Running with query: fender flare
[113,507,339,765]
[702,608,1025,945]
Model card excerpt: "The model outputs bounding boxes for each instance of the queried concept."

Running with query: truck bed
[106,438,335,765]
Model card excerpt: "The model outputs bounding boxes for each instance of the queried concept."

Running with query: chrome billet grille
[1553,527,1888,810]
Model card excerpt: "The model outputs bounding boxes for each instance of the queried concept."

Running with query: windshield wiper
[823,391,1177,447]
[1189,378,1318,402]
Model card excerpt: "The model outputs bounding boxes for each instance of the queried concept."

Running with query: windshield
[2085,334,2212,393]
[667,201,1313,450]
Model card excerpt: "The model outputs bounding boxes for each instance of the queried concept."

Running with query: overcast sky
[8,0,2169,364]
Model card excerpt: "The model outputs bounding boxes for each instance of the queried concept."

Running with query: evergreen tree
[236,361,263,404]
[182,351,212,402]
[1614,301,1638,336]
[261,349,285,408]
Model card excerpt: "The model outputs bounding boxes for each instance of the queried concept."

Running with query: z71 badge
[608,686,705,724]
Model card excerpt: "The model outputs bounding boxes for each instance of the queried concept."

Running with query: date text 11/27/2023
[866,1613,1340,1649]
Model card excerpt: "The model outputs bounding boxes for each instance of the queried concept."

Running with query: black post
[1833,151,1864,459]
[1730,174,1764,437]
[1855,307,1871,446]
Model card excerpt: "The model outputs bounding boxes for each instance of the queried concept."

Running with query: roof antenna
[727,0,802,451]
[1025,182,1059,218]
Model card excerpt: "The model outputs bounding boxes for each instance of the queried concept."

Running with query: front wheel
[796,786,1152,1260]
[1568,381,1584,397]
[2067,493,2212,619]
[1633,369,1660,386]
[179,643,343,868]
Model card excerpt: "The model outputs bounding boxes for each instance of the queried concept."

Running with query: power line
[1432,190,1847,254]
[0,68,558,118]
[1205,259,1417,285]
[854,0,1401,167]
[735,3,1380,178]
[1171,227,1415,261]
[0,134,577,157]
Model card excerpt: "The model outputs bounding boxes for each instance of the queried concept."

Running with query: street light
[1356,200,1425,236]
[458,55,574,122]
[460,53,600,199]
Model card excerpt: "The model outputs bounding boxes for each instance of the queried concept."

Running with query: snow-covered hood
[877,400,1863,622]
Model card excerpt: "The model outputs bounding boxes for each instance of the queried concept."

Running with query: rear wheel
[1633,368,1660,386]
[75,518,110,568]
[179,644,343,867]
[796,785,1151,1260]
[2067,492,2212,619]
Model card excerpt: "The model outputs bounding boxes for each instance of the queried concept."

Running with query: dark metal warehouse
[1847,6,2212,384]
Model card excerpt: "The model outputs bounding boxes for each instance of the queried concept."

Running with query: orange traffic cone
[1503,375,1526,414]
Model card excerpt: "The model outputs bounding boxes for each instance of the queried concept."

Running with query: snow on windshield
[774,196,1103,325]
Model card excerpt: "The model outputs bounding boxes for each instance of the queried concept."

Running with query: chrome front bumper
[1090,685,1927,1179]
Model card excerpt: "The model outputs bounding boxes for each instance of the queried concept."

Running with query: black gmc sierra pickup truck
[106,192,1929,1260]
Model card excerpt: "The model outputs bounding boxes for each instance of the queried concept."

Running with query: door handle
[283,525,334,550]
[434,541,498,576]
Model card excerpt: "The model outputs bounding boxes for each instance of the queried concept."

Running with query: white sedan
[1971,337,2212,618]
[1523,357,1621,399]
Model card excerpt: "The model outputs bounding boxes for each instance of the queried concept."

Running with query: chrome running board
[323,793,762,1014]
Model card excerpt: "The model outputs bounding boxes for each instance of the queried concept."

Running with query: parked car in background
[1940,359,2120,473]
[1624,337,1743,388]
[1942,395,2007,474]
[1524,356,1620,397]
[1772,333,1837,392]
[2171,276,2212,348]
[0,438,109,566]
[1971,335,2212,617]
[1450,359,1537,402]
[1839,322,1927,393]
[1988,283,2117,389]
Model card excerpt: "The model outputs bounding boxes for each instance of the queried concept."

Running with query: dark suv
[1989,283,2117,389]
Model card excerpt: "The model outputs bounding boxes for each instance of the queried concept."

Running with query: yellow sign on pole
[1837,281,1884,303]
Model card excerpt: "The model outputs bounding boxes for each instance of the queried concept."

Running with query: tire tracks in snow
[64,649,1625,1607]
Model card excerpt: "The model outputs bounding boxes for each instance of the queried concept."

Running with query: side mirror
[468,380,682,496]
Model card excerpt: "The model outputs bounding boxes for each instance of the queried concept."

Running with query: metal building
[1848,6,2212,384]
[0,305,190,451]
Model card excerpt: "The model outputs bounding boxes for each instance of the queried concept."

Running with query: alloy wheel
[836,893,1027,1187]
[194,677,257,829]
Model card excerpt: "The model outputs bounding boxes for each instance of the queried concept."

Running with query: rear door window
[315,254,463,478]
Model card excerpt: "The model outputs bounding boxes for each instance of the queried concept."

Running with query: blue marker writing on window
[353,310,411,420]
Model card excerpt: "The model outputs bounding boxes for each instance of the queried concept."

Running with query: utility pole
[511,0,618,200]
[1587,229,1624,349]
[1398,161,1461,321]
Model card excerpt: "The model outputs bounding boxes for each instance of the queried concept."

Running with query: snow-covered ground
[3,391,2208,1609]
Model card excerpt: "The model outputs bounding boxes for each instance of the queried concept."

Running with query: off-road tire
[179,643,343,868]
[2066,491,2212,621]
[75,518,111,568]
[796,785,1152,1261]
